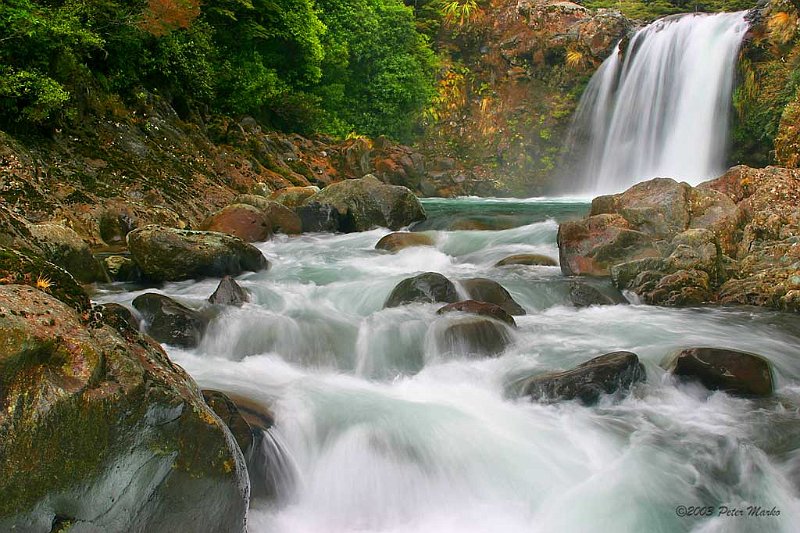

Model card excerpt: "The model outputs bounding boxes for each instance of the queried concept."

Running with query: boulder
[28,223,106,283]
[305,174,426,232]
[200,204,272,243]
[132,293,208,348]
[127,225,269,282]
[268,186,320,208]
[0,204,42,256]
[375,232,435,252]
[0,285,248,532]
[569,282,619,307]
[662,347,774,397]
[102,255,142,282]
[439,317,512,357]
[96,302,140,334]
[98,207,138,245]
[523,351,645,405]
[233,195,302,235]
[495,253,558,267]
[296,202,346,232]
[384,272,459,308]
[437,300,516,327]
[459,278,526,315]
[202,390,254,456]
[209,276,250,306]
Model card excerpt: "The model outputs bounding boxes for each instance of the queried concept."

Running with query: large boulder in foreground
[523,351,645,405]
[305,174,425,232]
[384,272,458,308]
[132,293,208,348]
[127,225,269,282]
[662,347,774,397]
[0,285,248,531]
[28,223,106,283]
[200,204,272,243]
[459,278,526,316]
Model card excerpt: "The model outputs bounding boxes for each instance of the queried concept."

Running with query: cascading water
[567,12,749,195]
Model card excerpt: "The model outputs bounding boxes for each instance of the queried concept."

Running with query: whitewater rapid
[96,198,800,533]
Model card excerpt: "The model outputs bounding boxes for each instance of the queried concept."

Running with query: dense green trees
[0,0,436,141]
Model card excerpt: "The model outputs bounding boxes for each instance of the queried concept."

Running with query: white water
[96,199,800,533]
[568,12,749,195]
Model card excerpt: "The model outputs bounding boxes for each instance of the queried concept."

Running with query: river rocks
[102,255,142,282]
[0,285,248,532]
[495,253,558,267]
[96,302,140,334]
[98,207,138,245]
[569,282,620,307]
[297,202,347,232]
[662,347,774,397]
[209,276,250,306]
[202,390,255,456]
[127,225,269,282]
[459,278,526,315]
[591,179,692,237]
[439,317,512,357]
[384,272,459,308]
[200,204,272,242]
[233,195,303,235]
[28,223,106,283]
[269,186,320,208]
[305,174,426,232]
[437,300,516,327]
[0,204,42,256]
[132,293,208,347]
[375,232,435,252]
[523,351,646,405]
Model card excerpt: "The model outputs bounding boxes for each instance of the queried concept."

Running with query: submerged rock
[495,253,558,267]
[662,347,774,397]
[132,293,208,348]
[523,351,646,405]
[437,300,516,327]
[459,278,526,316]
[127,224,269,282]
[200,203,272,243]
[375,232,435,252]
[28,223,106,283]
[439,316,512,357]
[569,282,622,307]
[209,276,250,306]
[384,272,458,308]
[0,285,248,532]
[305,174,425,232]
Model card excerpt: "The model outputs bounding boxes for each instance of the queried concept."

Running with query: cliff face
[418,0,633,195]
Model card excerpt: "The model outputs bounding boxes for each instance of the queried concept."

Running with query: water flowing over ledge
[567,12,749,195]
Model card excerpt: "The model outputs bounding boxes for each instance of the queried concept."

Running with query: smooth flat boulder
[375,232,435,252]
[0,285,248,532]
[662,347,774,397]
[209,276,250,306]
[200,204,272,243]
[439,316,512,357]
[127,225,269,282]
[459,278,526,316]
[495,253,558,267]
[437,300,516,327]
[28,223,106,283]
[384,272,458,308]
[523,351,645,405]
[132,293,208,348]
[305,174,425,232]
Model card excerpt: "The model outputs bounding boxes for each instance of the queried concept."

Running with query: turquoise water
[97,198,800,533]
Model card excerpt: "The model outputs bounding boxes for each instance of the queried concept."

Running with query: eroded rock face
[200,204,272,243]
[127,225,269,282]
[384,272,458,308]
[558,168,800,311]
[0,285,249,532]
[375,232,435,252]
[305,175,426,232]
[460,278,526,316]
[662,347,774,397]
[522,351,645,405]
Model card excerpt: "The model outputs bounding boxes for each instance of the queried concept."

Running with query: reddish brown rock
[200,204,272,242]
[662,347,774,397]
[495,253,557,267]
[375,232,435,252]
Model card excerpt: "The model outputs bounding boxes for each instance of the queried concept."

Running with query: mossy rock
[28,223,107,283]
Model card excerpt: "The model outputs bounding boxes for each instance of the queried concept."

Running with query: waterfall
[567,12,749,195]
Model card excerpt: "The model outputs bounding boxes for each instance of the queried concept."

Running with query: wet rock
[102,255,142,282]
[268,186,320,208]
[296,202,347,232]
[234,195,302,234]
[0,246,90,314]
[495,253,558,267]
[200,204,272,243]
[662,347,774,397]
[202,390,254,455]
[437,300,516,327]
[132,293,208,348]
[459,278,526,316]
[569,282,619,307]
[448,217,517,231]
[0,285,248,532]
[439,316,512,357]
[96,302,140,334]
[98,207,138,245]
[384,272,459,308]
[28,223,106,283]
[375,232,435,252]
[0,204,43,256]
[127,224,269,282]
[305,174,425,232]
[523,351,646,405]
[209,276,249,306]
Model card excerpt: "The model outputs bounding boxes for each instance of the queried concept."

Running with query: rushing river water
[97,198,800,533]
